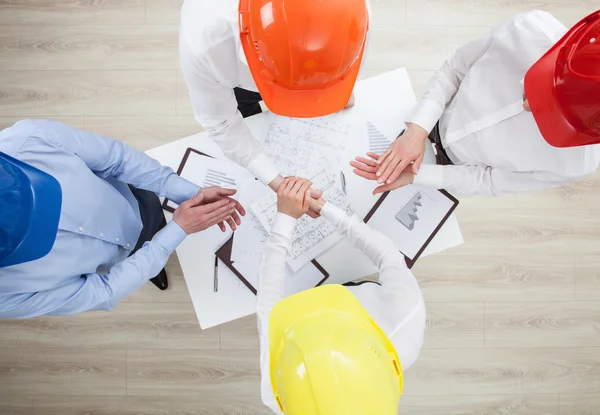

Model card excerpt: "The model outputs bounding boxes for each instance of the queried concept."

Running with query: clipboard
[363,188,459,268]
[215,236,330,295]
[161,148,214,213]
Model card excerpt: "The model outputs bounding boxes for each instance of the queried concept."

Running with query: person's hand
[308,197,327,215]
[371,123,428,184]
[198,186,246,231]
[350,153,414,195]
[276,177,313,219]
[271,174,323,218]
[173,192,239,234]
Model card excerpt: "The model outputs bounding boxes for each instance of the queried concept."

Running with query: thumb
[303,189,311,212]
[218,187,236,196]
[190,192,205,206]
[373,183,394,195]
[412,155,424,174]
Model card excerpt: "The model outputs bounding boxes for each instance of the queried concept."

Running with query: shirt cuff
[166,175,201,205]
[406,98,444,134]
[413,164,445,189]
[320,202,345,222]
[247,153,280,186]
[152,220,188,254]
[271,213,297,238]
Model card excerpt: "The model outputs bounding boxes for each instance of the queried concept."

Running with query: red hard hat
[238,0,369,118]
[525,10,600,148]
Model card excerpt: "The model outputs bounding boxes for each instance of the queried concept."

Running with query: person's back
[256,177,425,413]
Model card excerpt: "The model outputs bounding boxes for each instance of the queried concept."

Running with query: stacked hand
[173,186,246,234]
[276,177,314,219]
[270,176,323,218]
[351,153,415,195]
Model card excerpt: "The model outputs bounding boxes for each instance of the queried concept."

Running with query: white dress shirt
[256,203,426,414]
[179,0,371,186]
[408,10,600,197]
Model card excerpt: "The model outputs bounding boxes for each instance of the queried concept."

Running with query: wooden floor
[1,0,600,414]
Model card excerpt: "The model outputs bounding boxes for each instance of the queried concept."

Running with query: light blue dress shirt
[0,120,200,318]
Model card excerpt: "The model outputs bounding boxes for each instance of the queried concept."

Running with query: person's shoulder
[180,0,239,56]
[502,10,568,42]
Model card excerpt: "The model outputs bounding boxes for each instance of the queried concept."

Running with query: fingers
[190,191,205,206]
[350,159,377,173]
[225,216,237,231]
[373,182,396,195]
[377,146,393,165]
[229,209,241,226]
[307,209,320,219]
[298,180,312,212]
[376,152,399,183]
[216,187,237,196]
[366,152,381,161]
[197,198,231,216]
[309,187,323,199]
[385,158,411,184]
[218,221,226,232]
[233,199,246,217]
[302,190,311,213]
[412,154,424,174]
[289,178,308,195]
[353,168,377,181]
[355,156,378,168]
[277,177,293,195]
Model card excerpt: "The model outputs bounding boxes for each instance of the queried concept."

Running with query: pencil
[214,256,219,292]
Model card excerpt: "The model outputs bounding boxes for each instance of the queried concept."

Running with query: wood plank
[146,0,183,24]
[220,315,259,351]
[0,70,178,116]
[0,0,145,26]
[559,394,600,415]
[398,394,558,415]
[83,116,201,151]
[575,255,600,301]
[413,254,575,302]
[406,0,599,27]
[404,348,600,395]
[451,209,600,257]
[515,173,600,210]
[425,303,484,349]
[0,396,33,415]
[176,71,194,116]
[0,303,218,350]
[0,26,178,71]
[33,395,271,415]
[363,26,490,74]
[0,349,126,396]
[486,302,600,348]
[0,116,84,132]
[126,350,261,397]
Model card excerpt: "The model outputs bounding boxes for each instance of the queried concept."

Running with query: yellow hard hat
[269,284,403,415]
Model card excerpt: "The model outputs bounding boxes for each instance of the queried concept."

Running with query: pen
[340,171,347,194]
[214,256,219,292]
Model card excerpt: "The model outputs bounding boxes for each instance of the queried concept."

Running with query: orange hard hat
[238,0,369,118]
[525,10,600,148]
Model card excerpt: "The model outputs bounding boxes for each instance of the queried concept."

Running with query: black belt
[428,123,454,166]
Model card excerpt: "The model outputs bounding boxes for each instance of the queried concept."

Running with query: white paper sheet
[231,178,271,263]
[251,168,353,271]
[165,151,253,210]
[367,185,456,259]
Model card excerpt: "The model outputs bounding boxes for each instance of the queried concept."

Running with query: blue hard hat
[0,152,62,268]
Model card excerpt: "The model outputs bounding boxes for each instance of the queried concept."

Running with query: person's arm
[179,35,280,187]
[414,164,582,197]
[256,213,296,415]
[0,221,186,319]
[32,119,199,205]
[406,28,497,134]
[318,202,416,288]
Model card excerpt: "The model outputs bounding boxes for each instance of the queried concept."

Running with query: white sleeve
[178,33,280,185]
[406,25,496,133]
[414,164,581,197]
[256,213,296,415]
[320,203,416,288]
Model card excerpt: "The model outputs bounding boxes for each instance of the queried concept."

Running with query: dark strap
[343,280,381,287]
[428,123,454,166]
